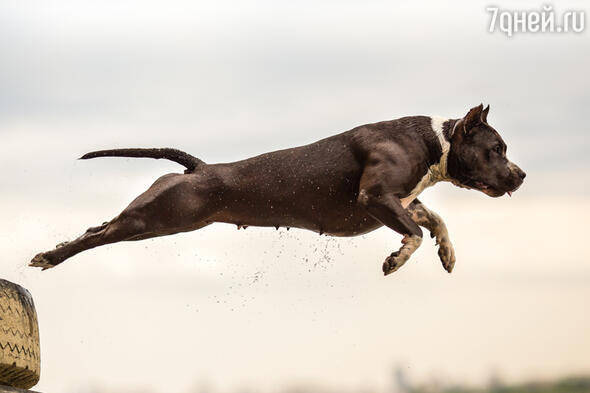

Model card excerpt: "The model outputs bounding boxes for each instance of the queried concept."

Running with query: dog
[30,104,525,275]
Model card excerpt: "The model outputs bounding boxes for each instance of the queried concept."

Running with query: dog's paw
[382,235,422,276]
[436,235,456,273]
[382,251,403,276]
[29,253,57,271]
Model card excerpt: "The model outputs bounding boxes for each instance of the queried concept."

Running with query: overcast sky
[0,1,589,393]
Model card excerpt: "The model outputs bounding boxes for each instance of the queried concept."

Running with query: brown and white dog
[30,104,525,275]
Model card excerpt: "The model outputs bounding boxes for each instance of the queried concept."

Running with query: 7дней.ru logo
[487,5,585,37]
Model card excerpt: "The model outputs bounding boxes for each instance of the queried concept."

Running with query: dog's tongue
[507,191,512,197]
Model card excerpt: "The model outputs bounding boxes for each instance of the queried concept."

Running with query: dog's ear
[481,104,490,123]
[463,104,484,134]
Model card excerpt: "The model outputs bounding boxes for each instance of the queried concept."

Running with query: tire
[0,280,40,389]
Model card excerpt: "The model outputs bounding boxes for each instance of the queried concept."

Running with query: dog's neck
[428,117,459,183]
[437,117,475,191]
[400,117,457,208]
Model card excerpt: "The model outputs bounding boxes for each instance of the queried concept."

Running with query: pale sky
[0,1,589,392]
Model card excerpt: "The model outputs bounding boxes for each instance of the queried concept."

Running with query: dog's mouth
[473,181,502,197]
[472,181,521,197]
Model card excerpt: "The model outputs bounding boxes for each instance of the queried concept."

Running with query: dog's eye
[494,145,503,155]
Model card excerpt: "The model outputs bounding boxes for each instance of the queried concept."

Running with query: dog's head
[447,104,526,197]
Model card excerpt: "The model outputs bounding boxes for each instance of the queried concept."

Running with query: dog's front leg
[358,187,423,276]
[406,199,456,273]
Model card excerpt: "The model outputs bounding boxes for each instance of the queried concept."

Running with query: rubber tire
[0,280,40,389]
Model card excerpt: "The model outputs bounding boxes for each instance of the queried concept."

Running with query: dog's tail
[79,148,205,172]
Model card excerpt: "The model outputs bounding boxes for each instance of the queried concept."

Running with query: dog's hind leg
[406,199,456,273]
[30,173,220,270]
[30,214,147,270]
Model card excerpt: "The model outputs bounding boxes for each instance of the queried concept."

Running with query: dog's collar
[429,117,453,182]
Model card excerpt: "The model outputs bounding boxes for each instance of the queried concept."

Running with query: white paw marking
[435,232,456,273]
[383,235,423,275]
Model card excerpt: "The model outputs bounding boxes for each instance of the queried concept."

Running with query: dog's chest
[400,171,438,208]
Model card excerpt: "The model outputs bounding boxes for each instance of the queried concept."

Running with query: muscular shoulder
[348,116,436,162]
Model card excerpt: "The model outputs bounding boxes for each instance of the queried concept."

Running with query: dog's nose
[510,163,526,181]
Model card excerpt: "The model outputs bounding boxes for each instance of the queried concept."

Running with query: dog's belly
[213,205,382,237]
[208,177,383,236]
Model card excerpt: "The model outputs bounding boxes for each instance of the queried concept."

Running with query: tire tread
[0,280,40,389]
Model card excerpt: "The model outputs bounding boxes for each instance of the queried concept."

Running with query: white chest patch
[400,116,451,208]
